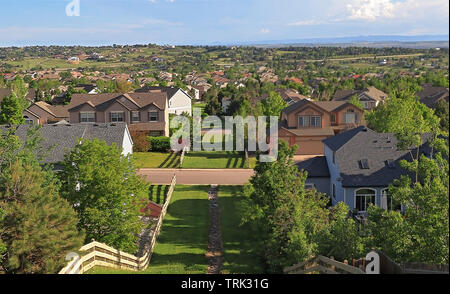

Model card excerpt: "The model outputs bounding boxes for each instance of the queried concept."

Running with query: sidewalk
[137,169,255,185]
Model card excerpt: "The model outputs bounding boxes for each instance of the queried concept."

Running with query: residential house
[298,126,433,214]
[416,84,449,109]
[24,101,70,125]
[332,86,388,110]
[67,92,169,137]
[136,86,192,115]
[3,123,133,170]
[74,84,99,94]
[279,100,364,155]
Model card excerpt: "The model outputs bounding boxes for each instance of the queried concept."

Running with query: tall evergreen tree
[0,130,84,274]
[0,93,26,125]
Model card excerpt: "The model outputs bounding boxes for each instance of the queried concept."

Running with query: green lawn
[88,185,210,274]
[148,185,169,205]
[182,151,251,169]
[218,186,265,274]
[133,152,180,168]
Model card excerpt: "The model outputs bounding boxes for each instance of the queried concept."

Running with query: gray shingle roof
[1,123,128,165]
[296,156,330,177]
[322,126,433,187]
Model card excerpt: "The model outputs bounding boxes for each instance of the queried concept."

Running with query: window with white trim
[149,111,159,122]
[132,111,140,122]
[344,109,356,124]
[80,112,95,123]
[305,183,315,190]
[355,189,376,212]
[110,111,124,122]
[298,116,309,127]
[310,116,321,127]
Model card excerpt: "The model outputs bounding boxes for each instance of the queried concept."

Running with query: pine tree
[0,161,84,274]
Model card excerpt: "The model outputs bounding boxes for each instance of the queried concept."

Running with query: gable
[292,103,326,117]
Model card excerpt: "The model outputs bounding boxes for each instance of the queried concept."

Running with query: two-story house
[136,86,192,115]
[297,126,433,214]
[332,86,388,110]
[279,100,364,155]
[68,92,169,137]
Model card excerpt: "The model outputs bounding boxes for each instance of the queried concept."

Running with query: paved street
[137,169,255,185]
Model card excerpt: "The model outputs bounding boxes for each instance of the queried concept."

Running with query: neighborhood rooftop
[1,123,130,165]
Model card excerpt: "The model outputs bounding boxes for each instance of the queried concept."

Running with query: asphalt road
[137,169,255,185]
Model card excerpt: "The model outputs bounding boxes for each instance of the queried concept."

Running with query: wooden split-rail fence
[58,174,177,274]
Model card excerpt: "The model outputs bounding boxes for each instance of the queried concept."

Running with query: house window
[80,112,95,123]
[310,116,322,127]
[332,184,336,199]
[355,189,376,212]
[110,112,124,122]
[344,109,356,124]
[24,116,34,125]
[305,183,315,190]
[149,111,159,122]
[298,116,309,127]
[132,111,140,122]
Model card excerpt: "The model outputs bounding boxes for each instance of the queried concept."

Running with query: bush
[130,131,151,152]
[148,136,171,152]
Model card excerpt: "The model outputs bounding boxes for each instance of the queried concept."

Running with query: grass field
[148,185,169,205]
[133,152,180,168]
[182,151,251,169]
[88,185,210,274]
[218,186,265,274]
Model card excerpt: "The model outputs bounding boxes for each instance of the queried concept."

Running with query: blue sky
[0,0,448,46]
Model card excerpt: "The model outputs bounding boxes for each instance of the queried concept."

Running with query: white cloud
[347,0,394,21]
[260,28,270,34]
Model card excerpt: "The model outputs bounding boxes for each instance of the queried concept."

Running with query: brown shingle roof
[68,92,167,112]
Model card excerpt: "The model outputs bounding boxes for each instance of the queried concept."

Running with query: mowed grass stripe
[218,186,265,274]
[88,185,210,274]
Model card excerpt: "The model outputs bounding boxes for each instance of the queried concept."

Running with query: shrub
[130,131,151,152]
[148,136,171,152]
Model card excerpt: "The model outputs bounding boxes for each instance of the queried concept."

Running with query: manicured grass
[148,185,169,205]
[88,185,210,274]
[182,151,249,169]
[133,152,180,168]
[218,186,265,274]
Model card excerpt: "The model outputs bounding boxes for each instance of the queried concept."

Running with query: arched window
[355,188,376,212]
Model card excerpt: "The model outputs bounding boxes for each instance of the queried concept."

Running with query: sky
[0,0,448,46]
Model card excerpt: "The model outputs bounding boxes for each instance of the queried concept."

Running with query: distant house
[298,126,433,214]
[332,86,388,110]
[67,92,169,137]
[25,101,70,125]
[416,84,449,109]
[74,84,99,94]
[136,86,192,115]
[279,100,364,155]
[2,123,133,170]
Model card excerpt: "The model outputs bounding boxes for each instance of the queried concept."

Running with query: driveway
[138,169,255,185]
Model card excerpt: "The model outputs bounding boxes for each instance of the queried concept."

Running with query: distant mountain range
[204,35,449,48]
